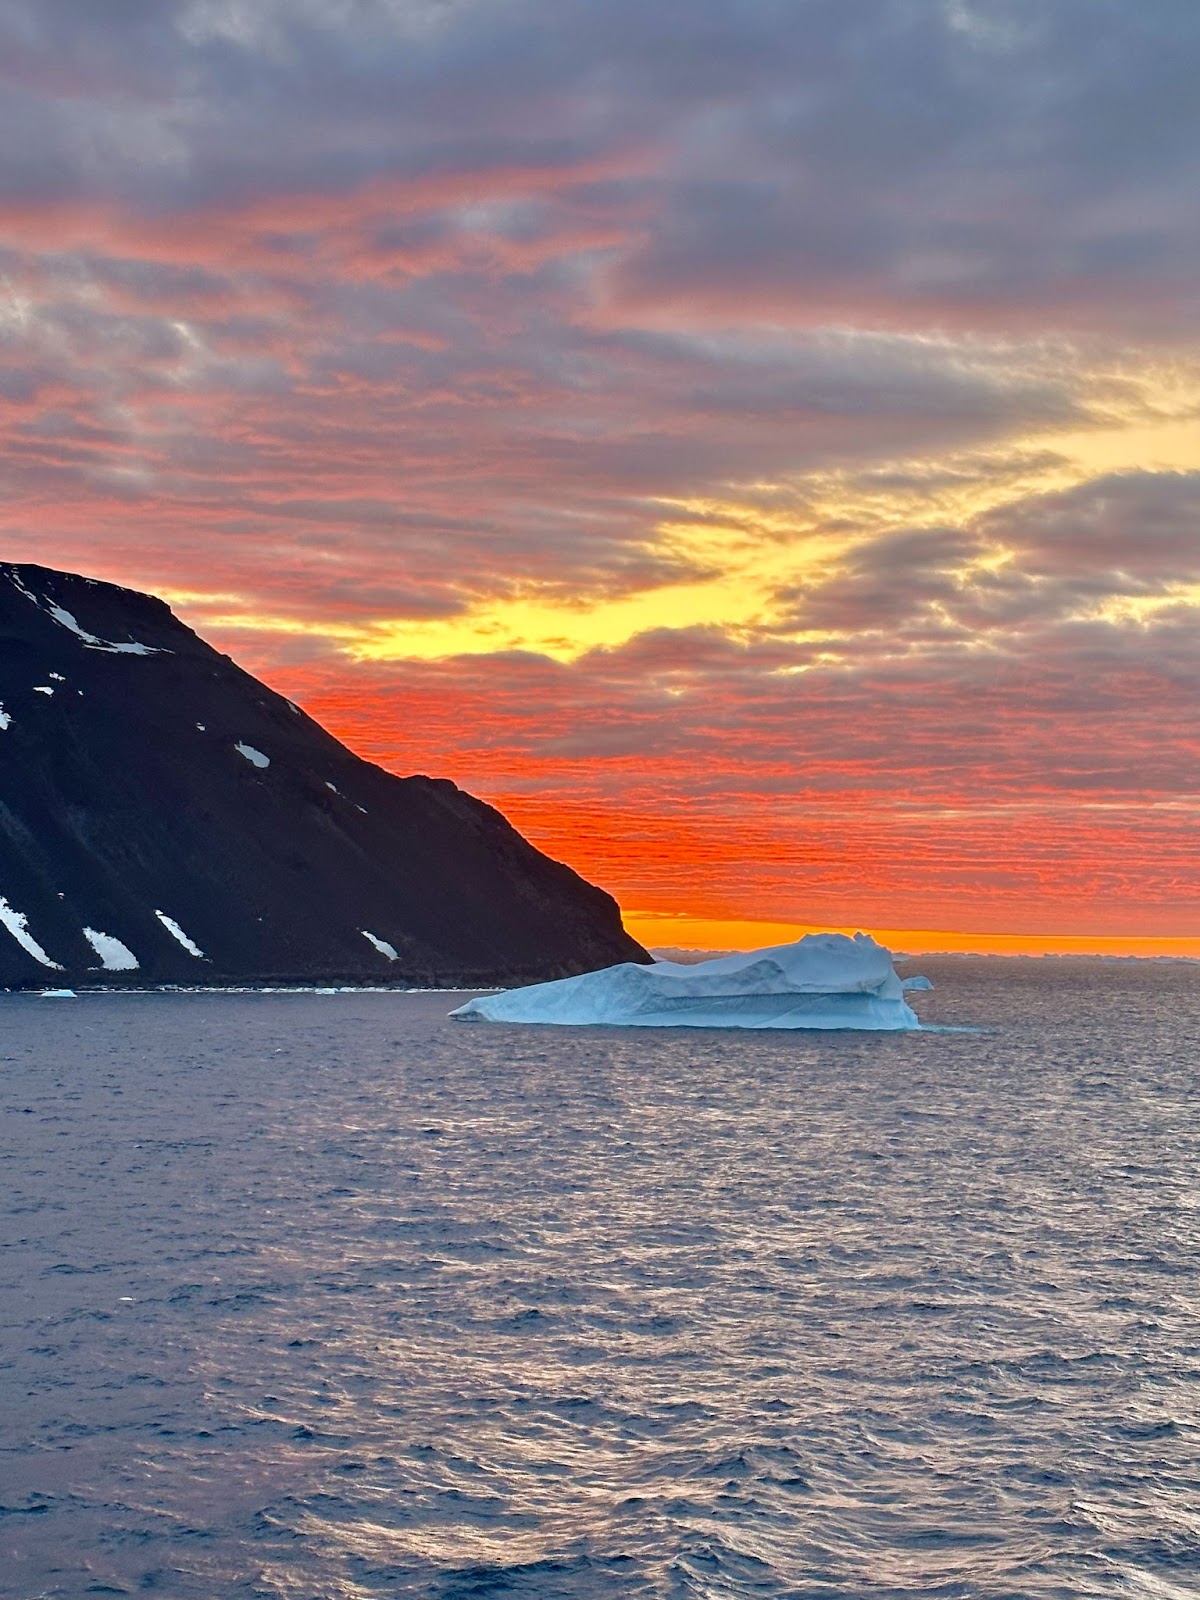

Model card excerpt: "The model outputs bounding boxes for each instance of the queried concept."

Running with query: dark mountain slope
[0,562,648,988]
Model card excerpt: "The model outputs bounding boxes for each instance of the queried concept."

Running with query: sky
[2,0,1199,954]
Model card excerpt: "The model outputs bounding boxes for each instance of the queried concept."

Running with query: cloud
[253,589,1200,935]
[978,470,1200,582]
[1,0,1199,935]
[1,0,1198,331]
[778,472,1200,640]
[235,469,1200,933]
[601,1,1200,333]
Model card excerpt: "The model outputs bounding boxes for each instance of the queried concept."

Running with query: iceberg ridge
[451,932,928,1030]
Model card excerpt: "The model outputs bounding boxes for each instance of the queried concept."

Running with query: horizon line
[625,915,1200,961]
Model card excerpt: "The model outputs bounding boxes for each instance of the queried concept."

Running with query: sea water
[2,959,1199,1599]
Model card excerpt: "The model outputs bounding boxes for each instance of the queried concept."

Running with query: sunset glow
[3,2,1200,952]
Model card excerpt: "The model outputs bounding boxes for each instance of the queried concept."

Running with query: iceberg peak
[451,932,929,1031]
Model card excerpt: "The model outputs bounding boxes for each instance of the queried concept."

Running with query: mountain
[0,562,648,989]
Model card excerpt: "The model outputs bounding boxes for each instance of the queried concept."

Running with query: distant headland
[0,562,647,990]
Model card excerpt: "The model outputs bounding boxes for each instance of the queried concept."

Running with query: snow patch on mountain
[47,602,98,642]
[235,742,270,769]
[83,927,139,971]
[4,568,161,656]
[155,911,206,959]
[47,602,157,655]
[362,930,399,960]
[0,897,63,969]
[453,933,927,1031]
[8,570,40,607]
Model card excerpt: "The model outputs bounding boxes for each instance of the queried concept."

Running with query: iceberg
[450,932,929,1031]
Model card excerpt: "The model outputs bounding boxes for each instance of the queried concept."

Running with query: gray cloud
[978,470,1200,580]
[0,0,1196,334]
[2,0,1200,936]
[780,473,1200,642]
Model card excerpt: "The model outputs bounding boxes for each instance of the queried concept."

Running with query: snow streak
[0,897,63,969]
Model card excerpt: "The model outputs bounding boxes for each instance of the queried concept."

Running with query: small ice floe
[0,897,63,969]
[361,930,399,960]
[0,705,10,730]
[40,988,76,999]
[48,672,64,681]
[33,685,54,696]
[235,742,270,769]
[196,722,206,732]
[155,911,206,959]
[83,927,139,971]
[453,932,929,1032]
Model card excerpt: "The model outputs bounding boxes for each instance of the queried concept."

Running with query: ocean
[2,959,1199,1598]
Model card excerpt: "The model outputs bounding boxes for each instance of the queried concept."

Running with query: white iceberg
[451,932,929,1031]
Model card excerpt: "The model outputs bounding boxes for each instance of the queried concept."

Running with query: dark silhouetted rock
[0,562,648,988]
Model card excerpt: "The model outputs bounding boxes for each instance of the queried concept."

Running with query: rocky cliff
[0,562,647,988]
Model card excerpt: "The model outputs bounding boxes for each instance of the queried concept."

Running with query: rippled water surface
[3,961,1200,1599]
